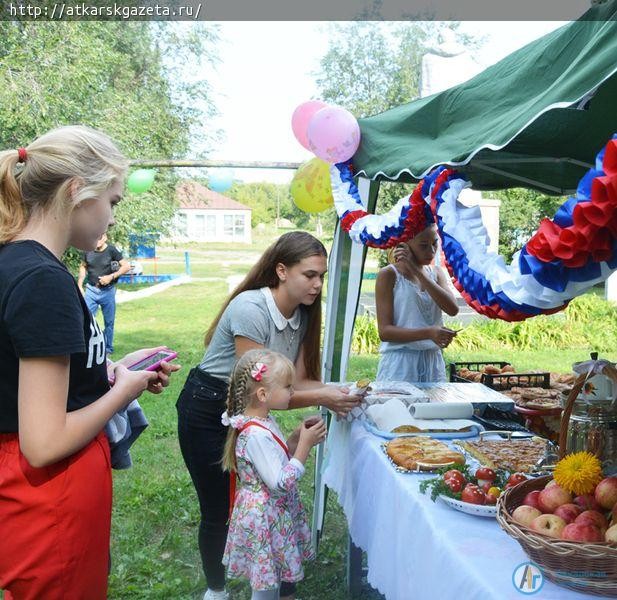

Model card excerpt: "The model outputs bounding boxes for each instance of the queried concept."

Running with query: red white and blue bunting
[331,135,617,321]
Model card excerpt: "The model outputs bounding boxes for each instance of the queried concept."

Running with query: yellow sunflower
[553,451,603,495]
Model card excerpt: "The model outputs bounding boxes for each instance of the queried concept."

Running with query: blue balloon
[208,169,234,193]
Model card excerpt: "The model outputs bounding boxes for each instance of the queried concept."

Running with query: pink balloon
[291,100,328,150]
[307,106,360,164]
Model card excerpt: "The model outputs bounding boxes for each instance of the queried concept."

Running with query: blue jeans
[84,284,117,354]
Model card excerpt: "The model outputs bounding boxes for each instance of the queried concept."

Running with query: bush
[351,294,617,355]
[352,314,381,354]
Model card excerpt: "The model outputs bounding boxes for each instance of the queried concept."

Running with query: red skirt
[0,431,112,599]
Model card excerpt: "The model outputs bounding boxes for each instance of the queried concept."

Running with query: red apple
[538,484,573,513]
[575,510,608,532]
[522,490,542,511]
[512,505,542,528]
[561,522,604,543]
[553,503,582,524]
[594,477,617,511]
[611,504,617,525]
[573,493,603,512]
[605,524,617,544]
[545,479,558,488]
[531,514,567,539]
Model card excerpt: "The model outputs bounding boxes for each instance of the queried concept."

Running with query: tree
[316,22,479,118]
[494,188,564,262]
[0,21,220,267]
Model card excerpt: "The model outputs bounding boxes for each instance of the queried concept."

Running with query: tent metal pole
[311,177,380,553]
[473,157,593,168]
[471,162,570,194]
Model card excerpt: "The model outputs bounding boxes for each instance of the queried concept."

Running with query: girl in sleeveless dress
[221,349,326,600]
[375,224,459,382]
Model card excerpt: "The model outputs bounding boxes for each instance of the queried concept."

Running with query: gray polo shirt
[199,287,308,382]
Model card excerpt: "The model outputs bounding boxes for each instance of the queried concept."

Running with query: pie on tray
[385,437,465,471]
[391,425,472,434]
[456,437,547,472]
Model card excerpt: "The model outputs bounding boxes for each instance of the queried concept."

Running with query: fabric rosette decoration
[331,135,617,321]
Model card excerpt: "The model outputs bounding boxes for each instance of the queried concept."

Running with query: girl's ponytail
[0,150,27,243]
[0,126,127,244]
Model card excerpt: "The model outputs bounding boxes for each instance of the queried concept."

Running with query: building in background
[172,182,252,244]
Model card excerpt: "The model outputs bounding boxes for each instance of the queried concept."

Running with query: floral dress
[223,415,314,591]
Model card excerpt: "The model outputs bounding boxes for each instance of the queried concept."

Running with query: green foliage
[0,21,220,258]
[225,181,303,227]
[352,313,381,354]
[493,187,564,262]
[316,22,479,118]
[351,294,617,355]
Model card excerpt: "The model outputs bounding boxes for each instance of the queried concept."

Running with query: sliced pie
[385,437,465,471]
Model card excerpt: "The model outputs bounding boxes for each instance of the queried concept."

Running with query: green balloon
[127,169,156,194]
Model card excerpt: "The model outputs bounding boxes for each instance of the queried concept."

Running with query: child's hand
[286,424,302,455]
[303,415,322,428]
[299,418,327,449]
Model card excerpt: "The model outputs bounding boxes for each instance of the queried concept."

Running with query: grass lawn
[6,232,609,600]
[105,269,612,599]
[107,278,384,600]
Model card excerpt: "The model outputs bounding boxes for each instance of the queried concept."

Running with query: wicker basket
[497,475,617,596]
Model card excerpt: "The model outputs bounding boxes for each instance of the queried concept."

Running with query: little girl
[375,224,460,382]
[221,349,326,600]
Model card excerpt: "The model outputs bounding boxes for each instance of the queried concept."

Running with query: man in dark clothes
[78,233,130,355]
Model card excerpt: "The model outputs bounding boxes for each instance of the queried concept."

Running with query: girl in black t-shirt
[0,126,179,599]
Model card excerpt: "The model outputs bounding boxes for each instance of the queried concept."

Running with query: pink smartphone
[126,348,178,372]
[108,349,177,384]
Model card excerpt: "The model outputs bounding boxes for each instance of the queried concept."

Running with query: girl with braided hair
[221,349,326,600]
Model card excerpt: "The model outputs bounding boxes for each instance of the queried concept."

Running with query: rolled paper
[366,399,414,431]
[409,402,474,420]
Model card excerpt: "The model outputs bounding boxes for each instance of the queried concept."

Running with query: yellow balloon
[290,158,334,214]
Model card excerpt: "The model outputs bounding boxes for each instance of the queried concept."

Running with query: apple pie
[456,438,547,473]
[385,437,465,471]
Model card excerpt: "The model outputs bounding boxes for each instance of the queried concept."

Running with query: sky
[201,21,568,184]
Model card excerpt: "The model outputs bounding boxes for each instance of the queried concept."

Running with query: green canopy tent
[353,0,617,195]
[313,0,617,563]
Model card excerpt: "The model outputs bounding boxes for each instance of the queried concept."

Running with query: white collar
[260,287,301,331]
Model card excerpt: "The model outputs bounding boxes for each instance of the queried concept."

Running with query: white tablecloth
[322,419,593,600]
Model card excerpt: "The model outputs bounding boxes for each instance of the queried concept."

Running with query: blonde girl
[221,349,326,600]
[0,126,178,599]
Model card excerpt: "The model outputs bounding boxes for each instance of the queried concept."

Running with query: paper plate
[364,420,482,440]
[439,494,497,518]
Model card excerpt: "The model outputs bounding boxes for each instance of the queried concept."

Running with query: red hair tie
[17,147,28,163]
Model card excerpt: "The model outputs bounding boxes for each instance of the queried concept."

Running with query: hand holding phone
[125,348,178,372]
[109,348,177,384]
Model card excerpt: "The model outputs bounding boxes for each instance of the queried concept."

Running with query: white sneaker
[203,589,229,600]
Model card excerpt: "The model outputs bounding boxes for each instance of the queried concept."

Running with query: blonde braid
[222,358,258,472]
